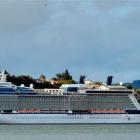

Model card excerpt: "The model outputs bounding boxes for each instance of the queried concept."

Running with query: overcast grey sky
[0,0,140,82]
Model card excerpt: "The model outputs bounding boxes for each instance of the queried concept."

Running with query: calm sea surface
[0,125,140,140]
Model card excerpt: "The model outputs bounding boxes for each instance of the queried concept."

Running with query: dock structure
[0,93,137,111]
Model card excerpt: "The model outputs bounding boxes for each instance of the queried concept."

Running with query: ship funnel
[107,75,113,85]
[79,75,86,84]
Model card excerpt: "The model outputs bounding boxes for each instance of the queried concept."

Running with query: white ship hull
[0,113,140,124]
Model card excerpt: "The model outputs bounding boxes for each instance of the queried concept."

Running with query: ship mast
[0,70,7,82]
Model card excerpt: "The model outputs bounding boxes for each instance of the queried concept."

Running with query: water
[0,125,140,140]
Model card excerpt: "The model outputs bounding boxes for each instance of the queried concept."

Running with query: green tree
[39,74,46,82]
[53,69,72,80]
[63,69,72,80]
[127,85,133,89]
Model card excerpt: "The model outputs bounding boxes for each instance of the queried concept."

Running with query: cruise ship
[0,71,140,124]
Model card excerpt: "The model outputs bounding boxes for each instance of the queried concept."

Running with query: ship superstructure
[0,70,34,94]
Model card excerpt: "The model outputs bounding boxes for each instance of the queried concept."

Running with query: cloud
[0,0,48,32]
[0,0,140,82]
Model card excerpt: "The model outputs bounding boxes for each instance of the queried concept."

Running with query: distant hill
[125,80,140,89]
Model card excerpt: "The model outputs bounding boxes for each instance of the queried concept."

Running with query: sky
[0,0,140,83]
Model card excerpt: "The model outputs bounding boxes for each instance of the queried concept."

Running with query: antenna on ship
[107,75,113,86]
[0,70,7,82]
